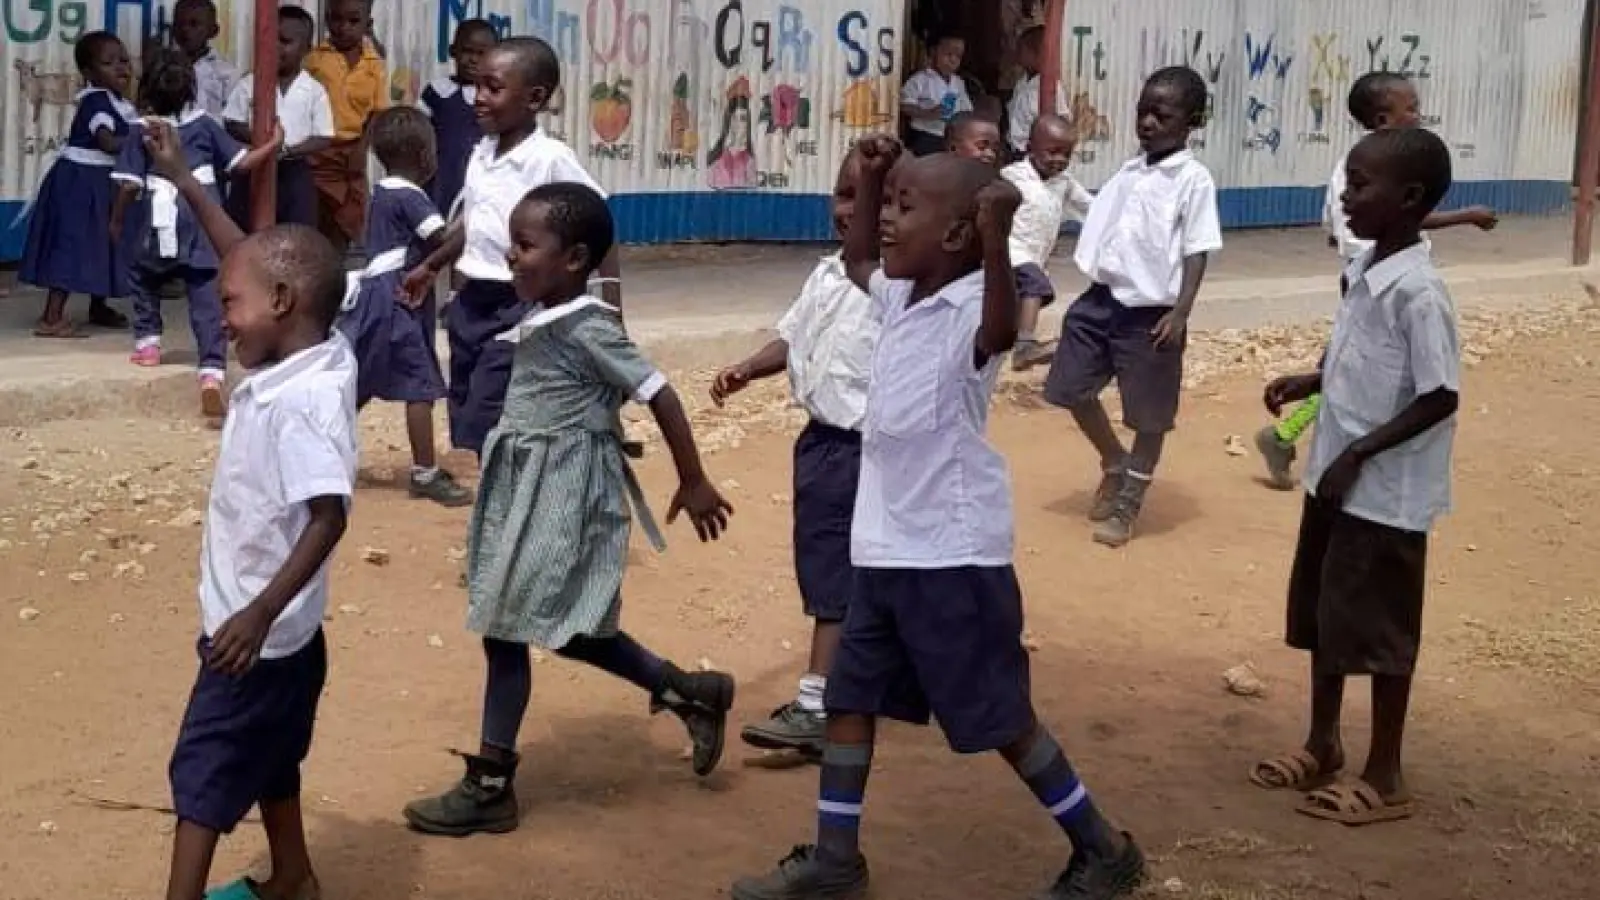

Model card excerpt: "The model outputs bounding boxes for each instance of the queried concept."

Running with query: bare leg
[256,796,318,899]
[165,820,220,900]
[809,620,842,677]
[1361,674,1413,798]
[1017,296,1043,343]
[1305,661,1347,774]
[405,401,436,470]
[1068,398,1128,470]
[38,289,69,327]
[1128,431,1166,478]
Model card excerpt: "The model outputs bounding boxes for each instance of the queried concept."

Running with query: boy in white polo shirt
[1043,66,1222,548]
[401,36,621,457]
[900,34,972,157]
[1004,113,1092,370]
[732,141,1145,900]
[141,120,356,900]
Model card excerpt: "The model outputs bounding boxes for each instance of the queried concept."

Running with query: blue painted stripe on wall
[0,180,1570,260]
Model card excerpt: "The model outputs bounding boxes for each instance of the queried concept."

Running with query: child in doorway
[19,31,136,337]
[1007,24,1069,160]
[338,107,471,507]
[1249,127,1461,828]
[731,138,1145,900]
[223,5,334,230]
[402,182,736,836]
[112,50,281,419]
[140,117,355,900]
[420,18,497,218]
[305,0,387,252]
[1255,72,1496,489]
[1042,66,1222,548]
[170,0,237,120]
[901,34,972,156]
[711,148,878,759]
[1006,114,1093,371]
[401,37,623,459]
[946,110,1004,168]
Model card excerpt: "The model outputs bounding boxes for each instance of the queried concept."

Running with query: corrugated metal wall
[0,0,1583,257]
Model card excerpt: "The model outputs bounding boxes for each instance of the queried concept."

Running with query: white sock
[412,465,439,483]
[797,673,827,716]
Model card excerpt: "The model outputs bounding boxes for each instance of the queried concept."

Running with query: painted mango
[590,78,634,144]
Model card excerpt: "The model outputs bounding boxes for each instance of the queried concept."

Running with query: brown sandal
[32,318,88,339]
[1297,779,1414,826]
[1249,749,1337,791]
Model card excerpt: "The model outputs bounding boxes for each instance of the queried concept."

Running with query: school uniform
[192,48,240,121]
[338,176,448,406]
[112,111,246,381]
[1005,73,1067,155]
[304,40,388,243]
[900,68,972,156]
[170,334,357,833]
[223,72,335,228]
[19,88,139,299]
[825,269,1031,754]
[418,76,483,218]
[449,130,605,454]
[1043,150,1222,434]
[1001,159,1092,308]
[1287,243,1458,677]
[776,255,878,623]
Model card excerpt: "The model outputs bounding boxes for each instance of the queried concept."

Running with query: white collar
[1351,242,1432,296]
[1124,149,1195,173]
[496,295,611,343]
[922,270,986,309]
[137,108,208,128]
[473,129,551,170]
[233,334,351,405]
[377,175,428,196]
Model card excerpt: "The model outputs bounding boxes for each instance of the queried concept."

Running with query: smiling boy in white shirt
[1004,114,1092,371]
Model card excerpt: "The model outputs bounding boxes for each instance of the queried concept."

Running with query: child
[420,18,497,218]
[731,141,1145,900]
[111,50,281,418]
[1005,114,1093,370]
[1249,127,1461,828]
[400,37,623,459]
[711,149,878,759]
[338,107,470,507]
[900,34,972,156]
[1255,72,1496,490]
[402,182,736,836]
[1007,24,1069,158]
[1042,66,1222,548]
[305,0,387,251]
[170,0,237,120]
[19,31,136,337]
[223,5,335,229]
[140,117,355,900]
[946,110,1003,168]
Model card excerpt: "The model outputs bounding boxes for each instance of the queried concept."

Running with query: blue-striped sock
[816,742,872,866]
[1012,729,1119,857]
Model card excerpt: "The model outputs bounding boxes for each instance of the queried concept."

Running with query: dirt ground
[2,300,1598,900]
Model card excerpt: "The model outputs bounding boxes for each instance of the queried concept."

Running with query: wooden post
[248,0,279,232]
[1040,0,1066,117]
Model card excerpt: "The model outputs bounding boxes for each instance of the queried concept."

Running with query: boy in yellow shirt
[304,0,387,252]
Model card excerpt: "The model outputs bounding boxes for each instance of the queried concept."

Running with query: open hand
[975,179,1022,235]
[666,478,734,542]
[142,119,187,181]
[854,134,901,176]
[1264,374,1320,416]
[1314,447,1366,510]
[709,365,751,407]
[1150,310,1188,350]
[206,605,274,677]
[400,265,436,307]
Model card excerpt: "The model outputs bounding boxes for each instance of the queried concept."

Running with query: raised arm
[973,179,1022,364]
[842,135,900,292]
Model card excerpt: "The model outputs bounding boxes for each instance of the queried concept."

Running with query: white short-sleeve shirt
[193,49,240,121]
[851,269,1011,569]
[1305,244,1460,533]
[1006,73,1069,153]
[775,254,879,431]
[457,131,606,283]
[900,68,973,137]
[199,336,358,659]
[1074,150,1223,307]
[1002,160,1093,269]
[224,72,336,150]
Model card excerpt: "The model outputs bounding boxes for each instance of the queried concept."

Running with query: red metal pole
[1039,0,1066,118]
[248,0,279,232]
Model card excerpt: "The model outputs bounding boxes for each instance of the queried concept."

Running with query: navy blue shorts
[792,421,861,623]
[169,630,327,833]
[1014,263,1057,308]
[446,280,526,454]
[1043,283,1186,434]
[825,566,1035,753]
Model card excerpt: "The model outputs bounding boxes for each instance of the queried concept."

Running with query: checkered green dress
[464,298,666,648]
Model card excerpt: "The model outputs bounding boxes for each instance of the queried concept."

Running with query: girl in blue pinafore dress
[402,182,736,839]
[420,19,495,218]
[110,50,281,419]
[337,108,470,508]
[19,31,138,337]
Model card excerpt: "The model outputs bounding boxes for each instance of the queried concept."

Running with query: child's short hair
[1145,66,1208,124]
[279,4,315,34]
[519,182,614,276]
[368,106,434,172]
[173,0,216,17]
[1348,72,1413,130]
[948,111,995,139]
[138,48,197,116]
[453,17,498,46]
[73,31,121,74]
[1366,127,1453,213]
[498,36,562,93]
[253,225,348,331]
